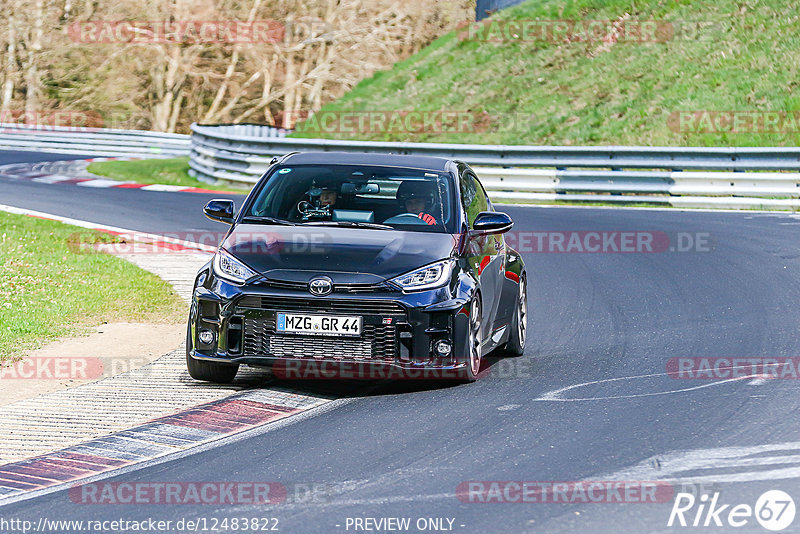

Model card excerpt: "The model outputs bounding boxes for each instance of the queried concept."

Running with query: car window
[475,174,493,211]
[460,172,488,227]
[247,164,457,233]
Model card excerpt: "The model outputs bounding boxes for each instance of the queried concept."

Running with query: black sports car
[187,152,527,383]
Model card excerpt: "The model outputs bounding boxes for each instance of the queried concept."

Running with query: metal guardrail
[0,123,191,157]
[189,123,800,209]
[3,121,798,209]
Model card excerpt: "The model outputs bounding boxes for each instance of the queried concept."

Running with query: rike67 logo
[668,490,795,531]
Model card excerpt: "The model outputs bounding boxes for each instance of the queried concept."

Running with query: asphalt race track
[0,150,95,165]
[1,149,799,532]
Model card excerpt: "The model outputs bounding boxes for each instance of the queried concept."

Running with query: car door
[459,170,504,344]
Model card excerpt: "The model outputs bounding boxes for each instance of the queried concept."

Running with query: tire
[502,275,527,357]
[185,324,239,384]
[460,297,483,382]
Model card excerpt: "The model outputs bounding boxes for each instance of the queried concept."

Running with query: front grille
[238,296,405,316]
[254,280,388,293]
[269,335,373,360]
[243,317,398,361]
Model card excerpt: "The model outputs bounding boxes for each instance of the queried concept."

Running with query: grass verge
[86,157,252,194]
[0,212,186,363]
[293,0,800,147]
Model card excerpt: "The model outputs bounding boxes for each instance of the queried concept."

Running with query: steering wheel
[383,213,431,225]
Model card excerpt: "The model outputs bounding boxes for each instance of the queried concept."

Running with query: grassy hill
[293,0,800,146]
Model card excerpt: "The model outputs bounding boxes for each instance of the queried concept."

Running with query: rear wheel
[503,275,527,356]
[461,298,483,382]
[185,324,239,384]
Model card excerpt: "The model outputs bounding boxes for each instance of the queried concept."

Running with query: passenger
[319,186,337,208]
[296,179,339,220]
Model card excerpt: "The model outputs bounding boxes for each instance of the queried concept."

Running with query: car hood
[223,224,459,284]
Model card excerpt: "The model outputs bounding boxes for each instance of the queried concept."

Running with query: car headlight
[213,249,257,284]
[389,259,456,292]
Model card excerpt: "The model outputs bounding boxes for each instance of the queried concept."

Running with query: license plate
[276,312,362,337]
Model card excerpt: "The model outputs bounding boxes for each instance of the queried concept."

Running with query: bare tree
[1,6,17,113]
[0,0,473,131]
[23,0,45,116]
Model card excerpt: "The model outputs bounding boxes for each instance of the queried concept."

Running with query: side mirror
[203,199,235,224]
[470,211,513,236]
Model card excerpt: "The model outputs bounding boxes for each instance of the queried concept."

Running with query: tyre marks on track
[594,441,800,485]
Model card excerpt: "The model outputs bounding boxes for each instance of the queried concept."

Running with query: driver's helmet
[396,180,436,211]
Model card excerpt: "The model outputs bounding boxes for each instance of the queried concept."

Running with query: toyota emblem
[308,276,333,296]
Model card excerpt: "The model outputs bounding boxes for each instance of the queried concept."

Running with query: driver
[396,180,439,225]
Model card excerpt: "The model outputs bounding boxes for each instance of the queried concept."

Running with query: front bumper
[189,274,474,377]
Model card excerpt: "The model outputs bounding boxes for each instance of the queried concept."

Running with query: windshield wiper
[241,216,298,226]
[303,221,393,230]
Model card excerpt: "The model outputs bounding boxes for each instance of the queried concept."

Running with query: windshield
[246,164,456,233]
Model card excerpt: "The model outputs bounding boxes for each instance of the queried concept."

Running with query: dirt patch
[0,322,182,407]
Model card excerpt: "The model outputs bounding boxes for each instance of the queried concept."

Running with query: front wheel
[502,275,527,356]
[460,298,483,382]
[185,324,239,384]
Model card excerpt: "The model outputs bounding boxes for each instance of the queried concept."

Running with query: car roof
[281,152,452,172]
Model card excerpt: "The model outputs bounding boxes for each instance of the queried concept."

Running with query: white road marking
[31,174,76,184]
[533,371,760,402]
[140,184,188,192]
[77,179,134,188]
